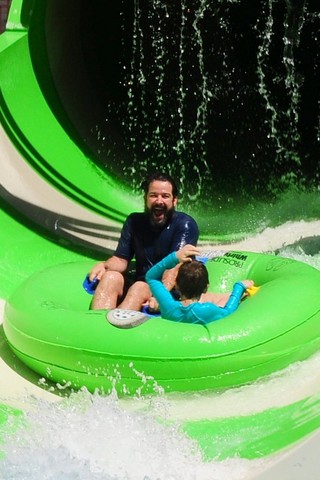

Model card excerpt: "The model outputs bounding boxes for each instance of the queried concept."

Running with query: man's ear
[173,196,178,207]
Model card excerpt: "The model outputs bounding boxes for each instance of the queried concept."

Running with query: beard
[145,204,175,229]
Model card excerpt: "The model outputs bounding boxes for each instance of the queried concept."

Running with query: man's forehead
[148,180,173,194]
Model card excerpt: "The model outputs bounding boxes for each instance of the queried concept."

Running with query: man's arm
[89,214,134,281]
[161,263,181,290]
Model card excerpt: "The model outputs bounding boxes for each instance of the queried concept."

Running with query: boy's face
[145,180,178,227]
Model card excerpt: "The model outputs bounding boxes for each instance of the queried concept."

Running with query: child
[145,244,254,324]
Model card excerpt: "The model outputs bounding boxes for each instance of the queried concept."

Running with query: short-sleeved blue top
[114,211,199,280]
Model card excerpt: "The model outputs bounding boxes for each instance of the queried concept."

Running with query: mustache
[144,204,167,215]
[145,205,175,225]
[151,204,167,213]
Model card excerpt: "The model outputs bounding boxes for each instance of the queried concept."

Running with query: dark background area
[47,0,320,203]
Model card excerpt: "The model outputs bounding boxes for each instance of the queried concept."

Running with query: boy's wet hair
[141,171,179,198]
[176,261,209,299]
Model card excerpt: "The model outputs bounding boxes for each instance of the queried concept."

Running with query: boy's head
[176,261,209,299]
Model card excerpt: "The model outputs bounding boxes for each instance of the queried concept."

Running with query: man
[89,171,199,310]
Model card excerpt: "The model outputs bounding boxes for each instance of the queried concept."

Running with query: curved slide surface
[1,0,141,255]
[1,1,320,478]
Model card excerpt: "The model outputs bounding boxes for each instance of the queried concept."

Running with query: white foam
[200,220,320,253]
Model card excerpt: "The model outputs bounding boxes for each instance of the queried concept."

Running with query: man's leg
[118,281,151,311]
[91,271,125,310]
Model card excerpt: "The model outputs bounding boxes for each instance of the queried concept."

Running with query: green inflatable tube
[4,251,320,396]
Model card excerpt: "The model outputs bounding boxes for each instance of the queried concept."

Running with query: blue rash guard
[146,252,246,324]
[114,211,199,281]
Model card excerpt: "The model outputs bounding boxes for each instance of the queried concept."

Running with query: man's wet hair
[141,172,179,198]
[176,261,209,299]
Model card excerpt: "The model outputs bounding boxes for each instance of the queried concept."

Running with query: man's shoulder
[125,212,147,228]
[126,212,145,221]
[173,211,198,225]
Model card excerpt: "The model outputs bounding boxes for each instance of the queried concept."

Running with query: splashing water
[1,350,320,479]
[91,0,319,202]
[256,0,306,187]
[0,391,259,480]
[122,0,213,198]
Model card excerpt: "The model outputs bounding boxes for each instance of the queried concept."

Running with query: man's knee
[100,270,124,290]
[91,270,125,310]
[127,281,150,297]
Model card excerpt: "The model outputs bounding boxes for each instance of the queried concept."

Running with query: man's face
[145,180,178,227]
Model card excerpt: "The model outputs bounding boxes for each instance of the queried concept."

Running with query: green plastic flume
[0,0,137,221]
[0,0,142,258]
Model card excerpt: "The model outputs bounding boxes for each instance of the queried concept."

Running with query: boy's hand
[176,244,200,263]
[241,280,254,289]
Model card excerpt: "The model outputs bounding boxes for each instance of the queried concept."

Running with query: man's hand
[89,256,128,281]
[147,296,160,312]
[89,262,106,281]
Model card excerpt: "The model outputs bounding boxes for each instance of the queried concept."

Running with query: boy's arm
[223,282,247,314]
[155,244,200,290]
[146,252,179,282]
[146,252,180,310]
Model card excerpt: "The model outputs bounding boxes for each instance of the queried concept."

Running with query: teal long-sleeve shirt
[145,252,246,325]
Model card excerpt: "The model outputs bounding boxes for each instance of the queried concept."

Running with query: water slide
[1,1,320,478]
[1,0,143,255]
